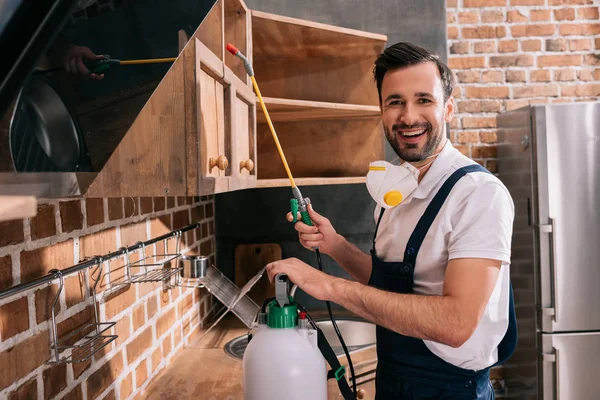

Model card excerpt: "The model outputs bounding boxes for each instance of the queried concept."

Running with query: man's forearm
[328,279,474,348]
[327,235,372,284]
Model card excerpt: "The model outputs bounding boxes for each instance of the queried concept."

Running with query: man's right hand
[286,204,341,255]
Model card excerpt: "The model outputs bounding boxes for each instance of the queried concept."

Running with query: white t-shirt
[373,140,515,371]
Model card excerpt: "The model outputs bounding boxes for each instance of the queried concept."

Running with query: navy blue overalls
[368,164,518,400]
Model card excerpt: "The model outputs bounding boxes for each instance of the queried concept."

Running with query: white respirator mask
[366,161,420,209]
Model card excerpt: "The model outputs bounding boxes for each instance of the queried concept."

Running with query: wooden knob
[240,159,254,172]
[357,389,366,399]
[209,155,228,171]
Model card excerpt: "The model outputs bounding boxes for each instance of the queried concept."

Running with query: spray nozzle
[275,273,290,307]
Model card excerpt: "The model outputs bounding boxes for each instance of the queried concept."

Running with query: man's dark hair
[374,42,455,103]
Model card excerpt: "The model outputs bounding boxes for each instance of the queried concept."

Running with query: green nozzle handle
[301,210,313,227]
[290,199,299,223]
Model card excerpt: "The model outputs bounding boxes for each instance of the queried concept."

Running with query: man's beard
[384,122,444,162]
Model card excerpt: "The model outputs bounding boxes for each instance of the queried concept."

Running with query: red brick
[30,204,56,240]
[448,26,459,39]
[463,117,497,129]
[87,352,124,400]
[531,9,551,21]
[454,145,470,157]
[450,118,460,129]
[104,390,117,400]
[560,23,600,36]
[62,385,83,400]
[554,8,576,20]
[449,57,486,70]
[464,0,506,6]
[151,215,172,240]
[153,197,166,211]
[498,40,518,53]
[512,24,556,37]
[481,10,504,22]
[120,373,133,399]
[578,7,599,19]
[140,197,153,214]
[490,55,533,68]
[462,26,506,39]
[485,160,498,173]
[173,210,190,230]
[584,54,600,66]
[569,39,593,51]
[521,39,542,51]
[546,39,567,52]
[166,197,176,209]
[0,255,12,290]
[124,197,139,218]
[510,0,544,4]
[458,11,479,23]
[505,99,530,111]
[114,314,131,347]
[482,71,503,83]
[121,222,148,248]
[450,42,470,54]
[136,361,148,388]
[513,84,559,98]
[133,304,145,332]
[107,198,123,221]
[65,274,87,308]
[127,326,153,365]
[152,346,162,369]
[549,0,592,4]
[481,100,502,112]
[162,334,173,357]
[35,285,61,325]
[0,330,49,390]
[201,223,209,240]
[538,55,582,67]
[21,240,74,283]
[480,131,498,143]
[205,203,214,218]
[457,101,481,113]
[507,10,527,22]
[85,198,105,227]
[474,41,496,53]
[472,145,497,159]
[447,12,456,24]
[43,363,67,400]
[578,70,594,81]
[105,285,136,320]
[191,205,205,222]
[72,358,91,379]
[595,69,600,80]
[531,70,551,82]
[147,296,158,320]
[57,305,95,347]
[456,131,480,143]
[157,308,176,338]
[174,325,182,347]
[465,87,509,99]
[60,200,83,233]
[178,293,194,318]
[8,377,37,400]
[79,227,116,262]
[200,240,212,256]
[506,70,527,83]
[554,69,576,81]
[447,0,458,6]
[562,84,600,97]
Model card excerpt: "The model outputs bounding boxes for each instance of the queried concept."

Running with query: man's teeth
[401,129,426,137]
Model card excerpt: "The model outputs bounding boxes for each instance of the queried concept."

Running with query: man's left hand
[266,258,336,301]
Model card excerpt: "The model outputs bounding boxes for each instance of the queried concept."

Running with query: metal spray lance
[225,43,314,228]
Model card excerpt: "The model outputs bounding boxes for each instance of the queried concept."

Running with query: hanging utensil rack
[122,232,183,284]
[0,223,199,365]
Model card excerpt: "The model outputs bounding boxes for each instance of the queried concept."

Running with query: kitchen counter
[141,311,377,400]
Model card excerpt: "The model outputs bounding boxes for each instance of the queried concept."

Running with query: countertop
[141,311,377,400]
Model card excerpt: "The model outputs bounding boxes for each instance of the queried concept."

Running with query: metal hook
[48,269,64,362]
[120,246,132,282]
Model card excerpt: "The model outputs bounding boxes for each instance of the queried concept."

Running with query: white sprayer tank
[242,300,327,400]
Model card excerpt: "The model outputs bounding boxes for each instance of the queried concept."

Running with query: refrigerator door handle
[541,348,559,400]
[536,219,558,322]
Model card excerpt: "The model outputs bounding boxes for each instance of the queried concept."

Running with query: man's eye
[388,100,402,106]
[418,98,432,104]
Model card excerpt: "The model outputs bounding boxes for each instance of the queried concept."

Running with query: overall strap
[371,207,386,256]
[403,164,490,265]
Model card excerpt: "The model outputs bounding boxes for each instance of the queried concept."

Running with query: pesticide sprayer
[226,44,358,400]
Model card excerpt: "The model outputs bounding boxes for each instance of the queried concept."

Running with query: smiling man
[266,42,517,399]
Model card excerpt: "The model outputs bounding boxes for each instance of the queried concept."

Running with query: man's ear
[444,96,455,123]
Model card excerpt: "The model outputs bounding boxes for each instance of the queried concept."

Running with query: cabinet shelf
[257,97,380,123]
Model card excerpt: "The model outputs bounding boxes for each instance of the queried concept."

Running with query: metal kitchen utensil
[179,255,208,279]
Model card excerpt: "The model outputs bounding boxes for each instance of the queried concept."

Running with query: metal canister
[179,255,208,279]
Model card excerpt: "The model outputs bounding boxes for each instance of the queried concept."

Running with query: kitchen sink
[224,318,376,360]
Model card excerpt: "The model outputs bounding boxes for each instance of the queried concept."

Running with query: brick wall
[446,0,600,397]
[0,196,216,399]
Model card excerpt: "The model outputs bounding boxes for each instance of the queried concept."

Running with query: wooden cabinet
[76,0,386,196]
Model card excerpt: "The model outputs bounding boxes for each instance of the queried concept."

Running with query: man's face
[379,62,454,162]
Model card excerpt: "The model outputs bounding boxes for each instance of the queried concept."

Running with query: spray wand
[226,43,357,399]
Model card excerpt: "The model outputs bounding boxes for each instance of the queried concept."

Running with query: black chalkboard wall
[215,0,447,310]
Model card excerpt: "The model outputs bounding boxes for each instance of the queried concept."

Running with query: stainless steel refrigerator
[497,102,600,400]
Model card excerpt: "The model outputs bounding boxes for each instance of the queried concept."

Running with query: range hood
[0,0,216,197]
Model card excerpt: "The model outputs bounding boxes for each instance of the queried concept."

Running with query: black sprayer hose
[315,249,357,398]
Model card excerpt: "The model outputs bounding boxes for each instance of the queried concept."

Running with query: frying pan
[9,74,92,172]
